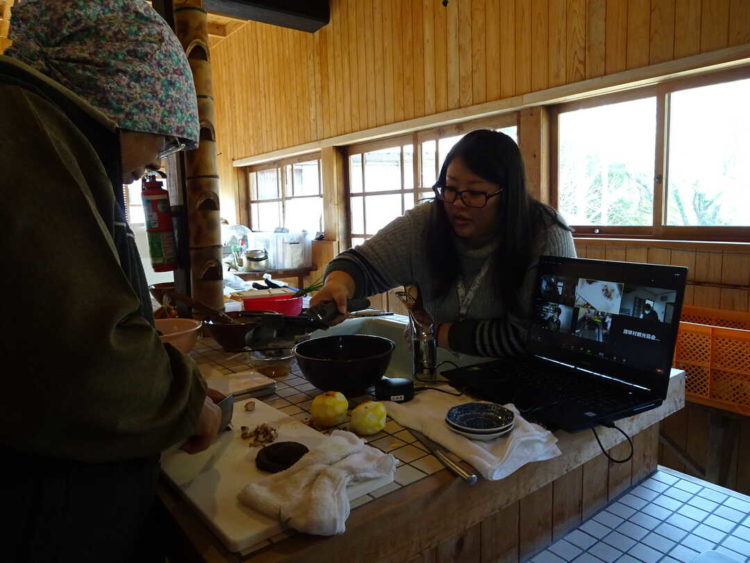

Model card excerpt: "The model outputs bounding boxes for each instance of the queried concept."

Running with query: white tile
[571,553,604,563]
[673,479,702,494]
[617,521,649,541]
[699,488,729,504]
[564,530,597,551]
[391,444,427,463]
[679,533,716,554]
[607,503,636,520]
[716,505,747,523]
[620,494,649,510]
[548,539,582,560]
[688,496,720,512]
[632,485,661,502]
[628,542,662,563]
[629,511,661,530]
[642,502,674,521]
[721,535,750,556]
[660,558,682,563]
[664,487,694,503]
[654,495,684,512]
[655,522,688,542]
[652,471,680,485]
[724,497,750,514]
[349,494,373,510]
[642,478,671,493]
[411,454,444,476]
[706,514,738,533]
[370,481,400,498]
[667,513,699,532]
[394,464,426,486]
[617,555,641,563]
[581,519,611,539]
[602,530,635,552]
[693,523,728,543]
[531,550,565,563]
[732,525,750,542]
[593,510,624,529]
[588,541,622,561]
[668,544,700,562]
[642,531,677,553]
[714,546,747,562]
[677,503,710,523]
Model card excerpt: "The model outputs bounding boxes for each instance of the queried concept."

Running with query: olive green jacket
[0,56,206,462]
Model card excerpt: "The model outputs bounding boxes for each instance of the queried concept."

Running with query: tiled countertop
[188,336,449,554]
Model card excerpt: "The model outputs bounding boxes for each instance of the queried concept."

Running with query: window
[554,67,750,241]
[247,155,323,234]
[347,115,517,247]
[123,179,145,224]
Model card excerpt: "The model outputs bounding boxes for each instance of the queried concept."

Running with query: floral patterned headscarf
[6,0,199,149]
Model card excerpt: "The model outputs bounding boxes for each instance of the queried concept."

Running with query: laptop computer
[442,256,687,433]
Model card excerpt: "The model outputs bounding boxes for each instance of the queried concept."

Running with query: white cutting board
[161,399,393,553]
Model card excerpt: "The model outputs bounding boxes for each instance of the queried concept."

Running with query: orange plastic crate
[675,305,750,415]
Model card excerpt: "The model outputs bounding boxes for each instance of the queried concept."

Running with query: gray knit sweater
[326,201,576,357]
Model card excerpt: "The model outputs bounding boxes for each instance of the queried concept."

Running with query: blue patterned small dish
[446,402,515,433]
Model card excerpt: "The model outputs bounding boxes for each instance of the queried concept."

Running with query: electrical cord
[591,422,634,463]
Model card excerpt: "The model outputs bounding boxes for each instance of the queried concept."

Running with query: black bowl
[294,334,395,397]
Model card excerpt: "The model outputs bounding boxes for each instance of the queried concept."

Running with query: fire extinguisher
[141,171,178,272]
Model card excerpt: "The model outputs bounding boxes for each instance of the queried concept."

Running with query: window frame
[551,65,750,242]
[245,152,323,233]
[345,113,518,247]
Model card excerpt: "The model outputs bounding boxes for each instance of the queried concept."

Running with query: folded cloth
[386,389,560,481]
[238,430,396,536]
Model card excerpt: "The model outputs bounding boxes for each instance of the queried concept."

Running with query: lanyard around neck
[456,258,492,320]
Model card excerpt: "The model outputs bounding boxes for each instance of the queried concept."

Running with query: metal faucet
[395,285,437,382]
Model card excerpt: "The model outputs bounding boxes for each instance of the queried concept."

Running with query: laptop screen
[527,256,687,396]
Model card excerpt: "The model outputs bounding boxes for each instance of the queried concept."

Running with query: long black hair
[426,129,568,315]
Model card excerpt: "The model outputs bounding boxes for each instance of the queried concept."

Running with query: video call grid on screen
[533,273,679,370]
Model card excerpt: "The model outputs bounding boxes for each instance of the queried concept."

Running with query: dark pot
[294,334,395,397]
[205,311,275,352]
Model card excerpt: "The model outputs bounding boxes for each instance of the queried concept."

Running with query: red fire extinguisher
[141,171,178,272]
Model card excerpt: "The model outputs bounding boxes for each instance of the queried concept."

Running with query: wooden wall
[211,0,750,164]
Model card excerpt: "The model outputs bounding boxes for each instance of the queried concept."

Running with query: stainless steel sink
[306,314,491,380]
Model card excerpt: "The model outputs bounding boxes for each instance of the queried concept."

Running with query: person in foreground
[312,129,577,357]
[0,1,220,561]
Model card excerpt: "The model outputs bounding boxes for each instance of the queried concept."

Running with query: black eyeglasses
[433,185,502,208]
[157,136,186,160]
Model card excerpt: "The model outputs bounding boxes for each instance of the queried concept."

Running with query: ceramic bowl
[447,424,514,441]
[294,334,394,397]
[155,318,202,354]
[445,416,513,435]
[445,402,515,433]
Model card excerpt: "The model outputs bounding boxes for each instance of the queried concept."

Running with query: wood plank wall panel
[211,0,750,168]
[575,240,750,312]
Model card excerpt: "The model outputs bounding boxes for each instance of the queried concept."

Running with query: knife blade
[410,429,478,485]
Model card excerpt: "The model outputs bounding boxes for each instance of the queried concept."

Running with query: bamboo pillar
[0,0,15,52]
[173,0,224,312]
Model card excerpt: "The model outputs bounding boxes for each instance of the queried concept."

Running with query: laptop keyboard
[444,358,647,417]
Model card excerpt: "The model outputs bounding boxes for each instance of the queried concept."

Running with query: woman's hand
[309,271,356,326]
[181,390,222,454]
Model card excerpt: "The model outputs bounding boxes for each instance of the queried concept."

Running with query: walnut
[244,400,256,412]
[242,423,278,447]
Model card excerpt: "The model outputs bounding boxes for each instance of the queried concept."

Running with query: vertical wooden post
[173,0,224,312]
[0,0,15,52]
[518,107,550,205]
[321,146,348,252]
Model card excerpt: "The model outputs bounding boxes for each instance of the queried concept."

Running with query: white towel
[237,430,396,536]
[386,389,560,481]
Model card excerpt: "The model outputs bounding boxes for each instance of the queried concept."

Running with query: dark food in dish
[255,441,309,473]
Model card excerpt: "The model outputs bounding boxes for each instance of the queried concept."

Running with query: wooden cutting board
[160,399,393,553]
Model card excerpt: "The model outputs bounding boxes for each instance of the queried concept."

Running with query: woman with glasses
[311,129,575,357]
[0,2,220,560]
